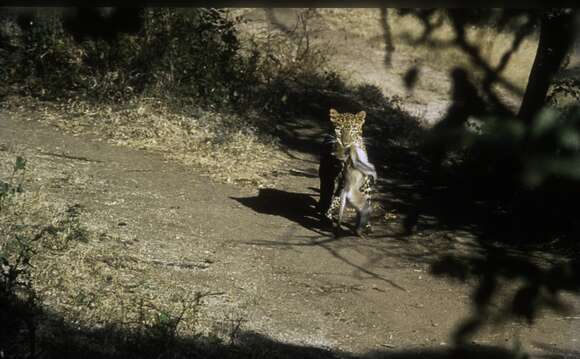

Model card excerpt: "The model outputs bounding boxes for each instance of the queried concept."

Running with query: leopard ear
[329,108,339,122]
[357,111,367,122]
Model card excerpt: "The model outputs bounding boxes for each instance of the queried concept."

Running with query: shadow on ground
[234,59,580,357]
[231,188,331,236]
[2,292,533,359]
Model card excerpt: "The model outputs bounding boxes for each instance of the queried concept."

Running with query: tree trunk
[518,10,576,123]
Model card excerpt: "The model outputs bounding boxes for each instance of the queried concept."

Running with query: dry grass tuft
[31,231,208,337]
[2,96,284,188]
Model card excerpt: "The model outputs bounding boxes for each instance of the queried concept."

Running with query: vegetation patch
[0,155,243,358]
[2,96,283,187]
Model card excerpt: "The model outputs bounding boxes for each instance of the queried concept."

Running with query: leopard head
[329,108,366,148]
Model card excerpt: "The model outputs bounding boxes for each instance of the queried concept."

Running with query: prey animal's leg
[338,189,348,228]
[346,190,371,237]
[356,199,372,236]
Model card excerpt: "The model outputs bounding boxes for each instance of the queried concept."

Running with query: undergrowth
[1,8,371,186]
[0,152,335,359]
[0,156,240,358]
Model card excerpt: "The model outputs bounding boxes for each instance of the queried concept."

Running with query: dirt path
[1,111,580,358]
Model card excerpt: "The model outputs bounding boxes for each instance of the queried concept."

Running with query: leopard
[318,108,377,236]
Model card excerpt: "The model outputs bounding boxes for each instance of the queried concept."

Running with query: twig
[38,151,103,163]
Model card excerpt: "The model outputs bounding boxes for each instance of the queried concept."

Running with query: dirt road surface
[1,110,579,358]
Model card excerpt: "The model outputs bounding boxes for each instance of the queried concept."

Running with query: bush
[3,9,248,105]
[138,9,246,105]
[434,106,580,241]
[2,8,334,112]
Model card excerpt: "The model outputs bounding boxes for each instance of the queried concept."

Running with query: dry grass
[228,8,539,125]
[317,9,538,92]
[0,152,223,347]
[2,96,284,188]
[235,9,538,96]
[1,88,284,345]
[31,231,207,337]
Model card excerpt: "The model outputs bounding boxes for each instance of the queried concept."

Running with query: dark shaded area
[422,67,487,177]
[394,67,495,236]
[0,8,144,47]
[390,9,580,243]
[431,248,580,346]
[1,8,245,102]
[318,138,343,217]
[254,76,422,162]
[1,291,345,359]
[403,67,419,91]
[1,289,534,359]
[376,10,580,356]
[518,10,577,123]
[380,8,395,68]
[232,188,329,235]
[398,9,579,121]
[63,8,144,42]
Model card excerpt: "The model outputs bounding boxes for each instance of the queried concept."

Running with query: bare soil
[1,108,579,358]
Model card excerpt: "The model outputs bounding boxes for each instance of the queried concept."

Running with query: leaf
[557,128,580,151]
[524,156,580,186]
[531,108,558,139]
[157,311,171,324]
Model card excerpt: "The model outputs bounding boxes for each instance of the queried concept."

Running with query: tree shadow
[2,283,536,359]
[380,9,395,68]
[531,343,580,359]
[244,229,409,292]
[430,245,580,347]
[231,12,580,356]
[367,11,580,354]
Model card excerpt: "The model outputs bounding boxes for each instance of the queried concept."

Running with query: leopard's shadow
[232,188,331,234]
